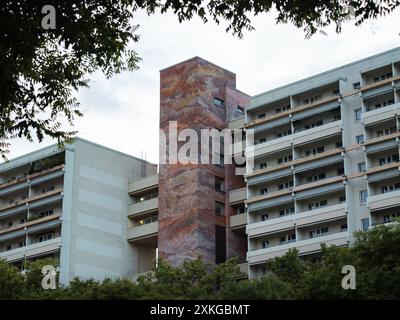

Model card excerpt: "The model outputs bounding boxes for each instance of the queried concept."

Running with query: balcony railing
[128,175,158,195]
[230,213,247,230]
[128,197,158,217]
[362,102,400,126]
[0,237,61,262]
[247,120,342,158]
[367,190,400,211]
[127,221,158,242]
[228,188,247,205]
[247,231,348,264]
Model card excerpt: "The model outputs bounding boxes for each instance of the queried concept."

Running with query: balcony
[292,120,342,146]
[0,237,61,263]
[230,213,247,231]
[0,188,63,219]
[128,198,158,218]
[295,203,347,227]
[228,188,246,205]
[127,221,158,245]
[247,231,348,264]
[247,214,295,238]
[367,190,400,211]
[247,120,342,158]
[128,175,158,195]
[362,102,400,126]
[0,165,64,193]
[0,214,61,242]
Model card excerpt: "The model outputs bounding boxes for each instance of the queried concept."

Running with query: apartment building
[130,47,400,279]
[0,138,157,285]
[2,48,399,283]
[245,47,400,278]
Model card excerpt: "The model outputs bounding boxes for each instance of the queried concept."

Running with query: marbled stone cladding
[159,57,249,266]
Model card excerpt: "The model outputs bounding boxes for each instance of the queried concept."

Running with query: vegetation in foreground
[1,222,399,300]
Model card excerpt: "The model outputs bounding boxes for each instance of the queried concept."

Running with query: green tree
[0,259,25,299]
[1,1,399,159]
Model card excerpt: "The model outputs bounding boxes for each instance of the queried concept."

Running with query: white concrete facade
[244,47,400,278]
[0,138,157,285]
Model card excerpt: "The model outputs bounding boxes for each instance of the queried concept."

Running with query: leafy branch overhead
[1,0,399,159]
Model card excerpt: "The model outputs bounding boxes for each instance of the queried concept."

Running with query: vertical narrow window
[354,108,362,121]
[357,162,366,172]
[215,177,225,192]
[215,225,226,264]
[356,135,364,144]
[359,190,368,205]
[361,218,370,231]
[215,201,225,216]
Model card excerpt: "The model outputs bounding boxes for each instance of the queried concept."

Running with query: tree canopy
[1,222,400,299]
[1,1,399,159]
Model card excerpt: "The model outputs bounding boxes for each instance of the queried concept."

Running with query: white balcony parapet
[127,221,158,242]
[247,231,348,264]
[367,190,400,211]
[230,213,247,230]
[0,237,61,262]
[295,203,347,227]
[228,188,247,205]
[246,120,342,158]
[128,198,158,217]
[362,102,400,126]
[128,175,158,195]
[247,214,295,238]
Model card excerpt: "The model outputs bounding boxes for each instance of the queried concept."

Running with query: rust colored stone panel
[159,57,249,266]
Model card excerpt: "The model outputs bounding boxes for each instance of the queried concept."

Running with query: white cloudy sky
[4,8,400,164]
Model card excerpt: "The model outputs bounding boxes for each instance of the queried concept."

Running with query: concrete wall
[59,138,157,284]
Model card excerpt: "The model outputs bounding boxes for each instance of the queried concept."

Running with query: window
[305,146,324,157]
[260,188,268,195]
[215,177,225,192]
[308,200,328,211]
[276,129,291,138]
[8,222,13,228]
[354,108,362,121]
[257,113,265,119]
[216,153,225,167]
[359,190,368,205]
[18,241,26,248]
[361,218,370,231]
[39,209,54,218]
[38,233,54,243]
[236,105,244,115]
[259,163,267,169]
[280,233,296,244]
[261,214,269,221]
[332,89,340,95]
[215,225,226,264]
[309,227,329,239]
[341,224,348,232]
[278,155,293,164]
[213,97,224,107]
[381,183,400,194]
[278,181,293,190]
[236,206,245,214]
[20,218,25,224]
[356,135,364,144]
[306,172,326,183]
[377,127,396,137]
[337,168,345,176]
[304,120,323,130]
[41,186,55,194]
[353,82,361,90]
[262,240,269,248]
[279,207,294,216]
[258,138,266,144]
[6,245,12,251]
[336,141,343,148]
[215,202,225,216]
[276,105,291,114]
[357,162,366,173]
[379,154,399,166]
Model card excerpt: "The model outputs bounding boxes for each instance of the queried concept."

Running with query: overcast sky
[4,8,400,165]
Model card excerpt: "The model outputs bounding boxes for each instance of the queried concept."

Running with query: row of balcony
[0,236,61,263]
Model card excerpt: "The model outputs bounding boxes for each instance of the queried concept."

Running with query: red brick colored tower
[158,57,249,266]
